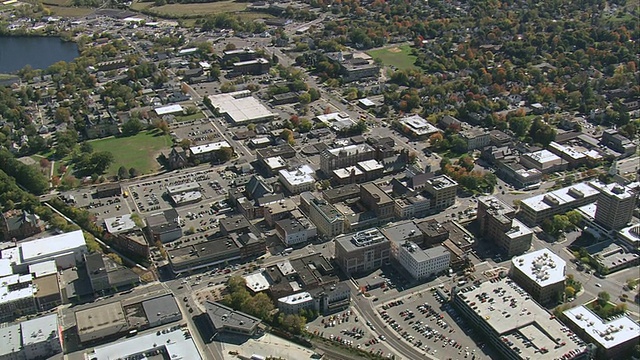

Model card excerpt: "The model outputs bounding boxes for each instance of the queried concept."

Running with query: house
[1,210,44,241]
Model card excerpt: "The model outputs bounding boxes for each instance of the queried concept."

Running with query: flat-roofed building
[394,194,431,219]
[416,219,449,247]
[277,291,314,314]
[459,127,491,150]
[519,182,600,225]
[399,115,440,138]
[548,141,587,168]
[0,314,62,360]
[590,181,637,230]
[264,198,297,227]
[207,91,276,126]
[1,230,88,273]
[381,221,423,247]
[76,301,128,343]
[333,166,365,184]
[307,196,345,238]
[145,209,183,243]
[33,273,61,311]
[520,149,565,173]
[452,278,590,360]
[423,175,457,210]
[563,305,639,360]
[279,165,315,194]
[275,217,317,246]
[510,249,565,305]
[357,159,384,181]
[320,144,376,174]
[322,184,361,204]
[394,242,450,280]
[141,295,182,328]
[263,156,287,175]
[205,301,261,336]
[478,196,532,257]
[360,183,395,223]
[335,228,390,275]
[189,141,233,163]
[0,274,35,322]
[154,104,184,116]
[233,57,270,75]
[95,183,122,198]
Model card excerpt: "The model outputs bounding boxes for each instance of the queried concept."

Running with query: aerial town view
[0,0,638,359]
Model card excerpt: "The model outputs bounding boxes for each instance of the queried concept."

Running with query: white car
[595,283,602,287]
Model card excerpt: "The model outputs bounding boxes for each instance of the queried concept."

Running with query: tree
[597,291,610,306]
[298,92,311,105]
[224,43,237,51]
[90,151,114,174]
[122,118,144,136]
[54,107,71,123]
[552,214,572,234]
[129,167,140,178]
[215,147,233,162]
[565,286,575,298]
[79,142,93,154]
[118,166,129,180]
[154,120,170,134]
[509,117,532,137]
[566,210,582,227]
[282,314,306,334]
[107,252,123,265]
[451,135,468,153]
[220,82,236,93]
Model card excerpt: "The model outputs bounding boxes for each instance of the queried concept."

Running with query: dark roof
[85,253,107,275]
[146,209,180,232]
[96,183,121,192]
[142,295,181,324]
[205,301,260,332]
[246,175,273,200]
[409,172,436,189]
[4,210,39,232]
[220,215,251,233]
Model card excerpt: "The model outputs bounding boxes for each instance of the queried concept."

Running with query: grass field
[42,0,72,6]
[367,44,417,70]
[89,130,172,176]
[175,112,205,122]
[132,0,247,16]
[47,5,95,17]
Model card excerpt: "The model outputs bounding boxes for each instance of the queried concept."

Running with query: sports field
[132,0,245,16]
[366,44,417,70]
[89,130,172,176]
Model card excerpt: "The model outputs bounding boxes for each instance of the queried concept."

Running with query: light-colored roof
[154,104,184,115]
[233,58,269,66]
[589,181,636,200]
[358,159,383,172]
[400,115,440,135]
[90,327,201,360]
[207,91,275,124]
[189,141,232,155]
[0,323,20,357]
[358,98,375,106]
[28,260,57,278]
[505,218,533,239]
[523,149,561,164]
[333,166,363,179]
[0,258,12,277]
[20,230,86,263]
[278,291,313,305]
[401,243,449,263]
[243,270,271,292]
[549,142,586,160]
[0,273,34,305]
[20,313,58,346]
[328,144,374,157]
[76,301,127,335]
[264,156,287,170]
[276,260,296,276]
[166,181,200,194]
[563,305,640,349]
[279,165,315,186]
[511,249,565,287]
[521,182,600,212]
[178,47,197,54]
[104,214,136,234]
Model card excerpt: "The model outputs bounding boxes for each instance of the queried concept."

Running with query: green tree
[298,92,312,105]
[566,210,582,227]
[552,214,572,233]
[597,291,610,306]
[220,82,236,93]
[509,117,532,137]
[129,167,140,178]
[122,118,145,136]
[90,151,114,174]
[118,166,129,180]
[565,286,575,298]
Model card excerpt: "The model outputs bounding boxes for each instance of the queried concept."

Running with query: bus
[283,247,293,255]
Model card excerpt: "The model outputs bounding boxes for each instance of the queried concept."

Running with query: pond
[0,36,79,74]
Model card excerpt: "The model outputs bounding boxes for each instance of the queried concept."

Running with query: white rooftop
[358,98,375,107]
[589,181,636,200]
[316,112,351,123]
[0,323,20,357]
[90,327,201,360]
[264,156,287,170]
[279,165,315,186]
[521,182,600,212]
[0,273,34,305]
[328,144,374,157]
[511,249,565,287]
[243,270,271,292]
[524,149,561,164]
[0,258,12,277]
[104,214,136,234]
[154,104,184,116]
[276,260,296,276]
[20,230,86,263]
[20,313,59,346]
[358,159,383,172]
[333,166,363,179]
[1,247,20,265]
[563,305,640,349]
[278,291,313,305]
[207,91,275,124]
[549,142,586,160]
[28,260,57,278]
[400,115,440,135]
[190,141,232,155]
[505,219,534,239]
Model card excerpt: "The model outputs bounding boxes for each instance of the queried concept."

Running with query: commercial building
[0,274,36,322]
[85,253,140,293]
[189,141,233,163]
[233,57,270,75]
[423,175,458,210]
[518,182,600,225]
[381,221,423,246]
[325,52,380,82]
[322,184,361,204]
[452,278,590,360]
[333,166,365,185]
[360,183,395,223]
[154,104,184,116]
[520,149,565,173]
[265,254,339,300]
[320,144,376,174]
[145,209,183,243]
[394,194,431,219]
[94,183,122,198]
[394,242,450,280]
[304,195,345,238]
[0,314,62,360]
[141,294,182,328]
[509,249,565,305]
[166,182,203,206]
[278,282,351,315]
[334,229,390,275]
[495,159,543,189]
[32,273,62,311]
[589,181,636,230]
[207,91,276,126]
[205,301,262,336]
[459,127,491,150]
[416,219,449,247]
[601,129,637,157]
[87,327,201,360]
[548,141,587,168]
[562,305,640,360]
[1,230,88,273]
[275,217,317,246]
[76,301,128,343]
[478,196,533,257]
[278,165,315,194]
[399,115,440,138]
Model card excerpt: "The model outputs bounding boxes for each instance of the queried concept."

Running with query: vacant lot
[132,0,246,16]
[47,5,95,17]
[367,44,417,70]
[89,130,172,176]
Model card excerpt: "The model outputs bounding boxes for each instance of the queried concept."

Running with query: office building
[360,183,395,223]
[189,141,234,163]
[334,229,390,275]
[452,278,590,360]
[279,165,315,194]
[399,115,440,138]
[263,198,297,227]
[278,282,351,315]
[275,217,317,246]
[590,181,636,230]
[141,295,182,328]
[601,129,637,157]
[519,182,600,225]
[520,149,565,173]
[510,249,565,305]
[320,144,376,174]
[306,196,345,238]
[459,127,491,150]
[478,196,533,257]
[563,305,640,360]
[233,58,270,75]
[325,52,380,82]
[394,242,450,280]
[0,314,62,360]
[423,175,458,210]
[205,301,262,336]
[76,302,129,343]
[145,209,183,243]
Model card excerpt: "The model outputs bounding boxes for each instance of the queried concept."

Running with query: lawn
[89,130,172,176]
[175,111,205,122]
[367,44,417,70]
[41,0,73,6]
[47,5,95,17]
[133,1,248,16]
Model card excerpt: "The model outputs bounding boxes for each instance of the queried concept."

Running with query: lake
[0,36,79,74]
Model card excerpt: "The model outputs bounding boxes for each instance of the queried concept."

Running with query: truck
[251,355,266,360]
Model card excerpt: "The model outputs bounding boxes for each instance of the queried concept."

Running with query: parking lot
[169,119,224,147]
[375,288,494,360]
[306,307,396,358]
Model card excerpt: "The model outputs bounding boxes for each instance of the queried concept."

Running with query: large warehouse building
[207,91,276,125]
